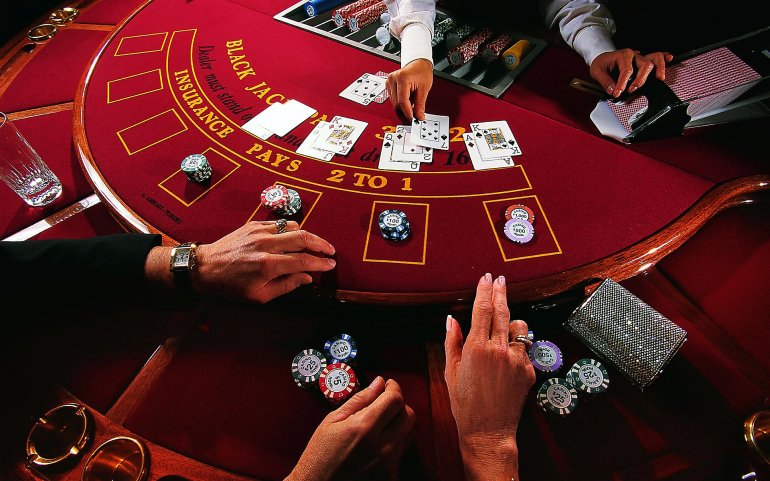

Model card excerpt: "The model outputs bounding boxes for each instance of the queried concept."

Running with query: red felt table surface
[74,0,150,25]
[76,0,715,299]
[0,28,108,113]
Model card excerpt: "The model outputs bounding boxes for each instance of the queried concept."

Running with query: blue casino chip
[324,333,358,364]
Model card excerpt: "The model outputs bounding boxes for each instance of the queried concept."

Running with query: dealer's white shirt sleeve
[385,0,616,69]
[540,0,616,66]
[384,0,436,67]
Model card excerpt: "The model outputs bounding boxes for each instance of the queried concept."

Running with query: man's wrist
[460,434,519,481]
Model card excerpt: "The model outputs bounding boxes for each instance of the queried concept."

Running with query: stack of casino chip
[304,0,346,17]
[537,377,579,416]
[431,17,457,47]
[502,39,532,70]
[503,203,534,244]
[279,188,302,216]
[332,0,380,28]
[444,24,476,50]
[378,209,411,242]
[528,340,563,373]
[566,358,610,395]
[181,154,212,183]
[504,218,534,244]
[260,184,302,216]
[481,33,515,63]
[348,2,387,32]
[505,203,535,224]
[447,28,493,67]
[260,184,289,211]
[324,333,359,364]
[291,349,328,390]
[319,362,359,404]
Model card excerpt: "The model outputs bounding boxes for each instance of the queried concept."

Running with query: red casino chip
[481,33,515,63]
[447,28,493,66]
[319,362,359,403]
[332,0,380,27]
[505,204,535,223]
[347,2,387,32]
[260,184,289,210]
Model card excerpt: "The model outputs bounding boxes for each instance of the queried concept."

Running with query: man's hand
[444,274,536,481]
[286,377,416,481]
[387,59,433,121]
[192,220,336,303]
[590,48,673,98]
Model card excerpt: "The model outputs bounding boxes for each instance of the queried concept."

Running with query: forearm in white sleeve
[540,0,616,66]
[384,0,436,67]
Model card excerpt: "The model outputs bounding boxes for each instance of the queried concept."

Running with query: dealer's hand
[145,220,336,303]
[444,273,536,481]
[286,377,416,481]
[387,59,433,122]
[590,48,673,98]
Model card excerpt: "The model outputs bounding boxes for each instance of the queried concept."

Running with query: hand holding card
[410,113,450,150]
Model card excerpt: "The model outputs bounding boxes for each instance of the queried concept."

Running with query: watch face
[173,249,190,269]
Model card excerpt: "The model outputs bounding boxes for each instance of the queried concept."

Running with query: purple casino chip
[528,340,563,372]
[504,218,534,244]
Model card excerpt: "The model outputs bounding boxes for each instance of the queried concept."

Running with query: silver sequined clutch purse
[564,278,687,390]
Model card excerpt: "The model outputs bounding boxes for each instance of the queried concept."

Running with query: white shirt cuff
[572,25,616,66]
[399,23,433,68]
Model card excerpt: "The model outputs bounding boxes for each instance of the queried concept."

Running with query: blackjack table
[2,1,770,481]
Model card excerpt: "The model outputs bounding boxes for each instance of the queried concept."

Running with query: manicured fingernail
[327,258,336,267]
[329,245,336,255]
[369,376,382,388]
[497,275,505,285]
[484,273,492,282]
[606,84,614,94]
[629,85,637,93]
[446,315,453,331]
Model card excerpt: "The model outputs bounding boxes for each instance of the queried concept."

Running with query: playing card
[463,133,514,170]
[251,99,316,137]
[312,116,368,155]
[410,113,450,150]
[242,116,274,140]
[392,126,432,163]
[470,121,522,158]
[374,71,390,104]
[379,133,420,172]
[296,121,335,161]
[339,73,387,106]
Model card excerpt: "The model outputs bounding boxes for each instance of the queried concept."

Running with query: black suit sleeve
[0,234,162,301]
